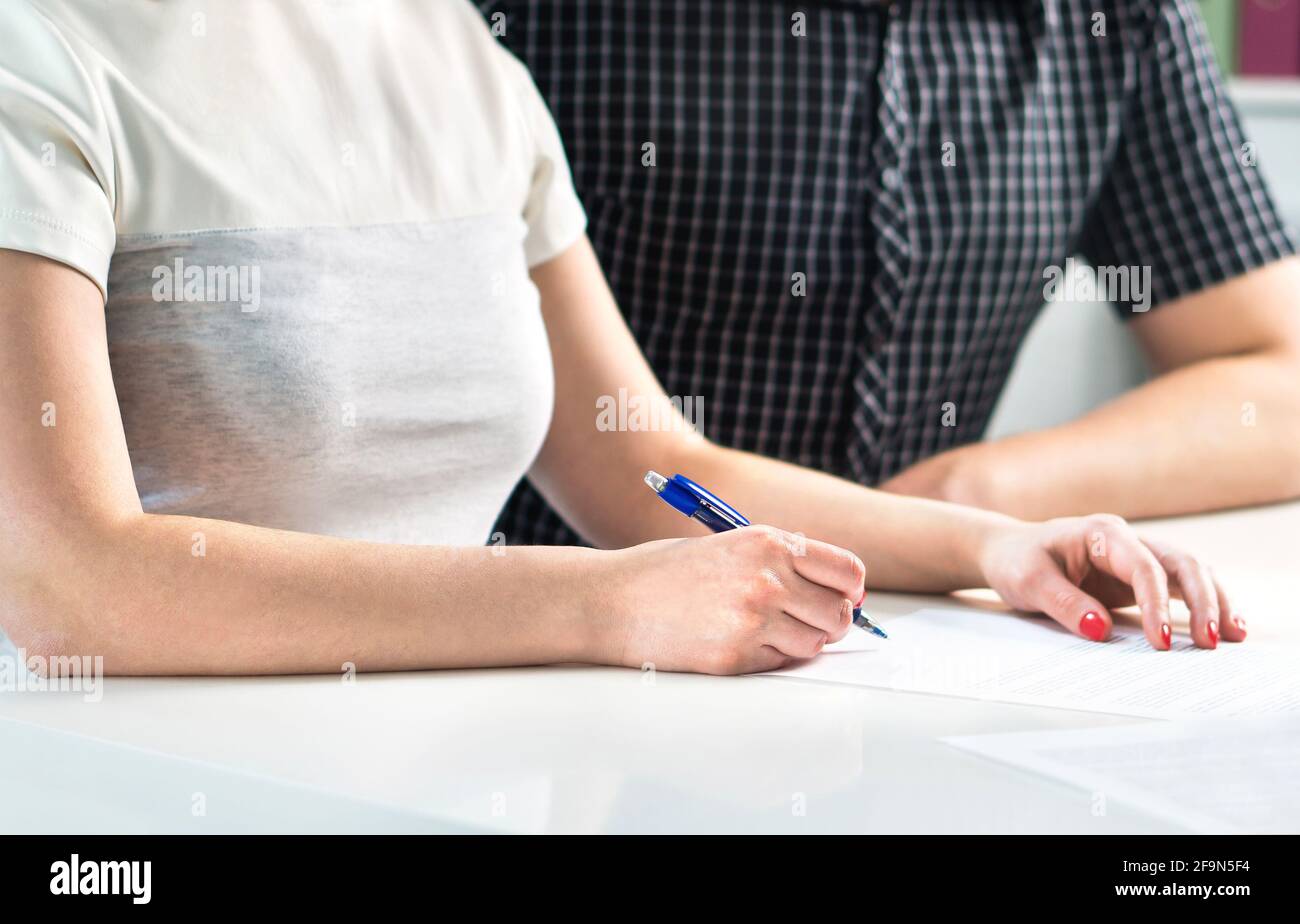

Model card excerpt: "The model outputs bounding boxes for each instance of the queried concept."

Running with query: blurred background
[989,0,1300,439]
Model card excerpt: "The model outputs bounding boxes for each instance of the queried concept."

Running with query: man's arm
[880,257,1300,520]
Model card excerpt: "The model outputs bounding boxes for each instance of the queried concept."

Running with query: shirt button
[882,167,901,190]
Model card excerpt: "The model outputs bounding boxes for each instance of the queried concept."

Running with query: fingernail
[1234,615,1247,637]
[1160,623,1171,649]
[855,588,867,607]
[1079,611,1107,641]
[1207,621,1219,648]
[817,634,828,651]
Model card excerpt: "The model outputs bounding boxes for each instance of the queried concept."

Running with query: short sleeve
[496,50,587,267]
[1078,0,1296,317]
[0,2,116,299]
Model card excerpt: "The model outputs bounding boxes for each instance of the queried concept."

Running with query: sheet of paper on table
[944,715,1300,833]
[767,607,1300,719]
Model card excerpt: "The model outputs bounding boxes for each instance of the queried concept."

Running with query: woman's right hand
[593,526,867,675]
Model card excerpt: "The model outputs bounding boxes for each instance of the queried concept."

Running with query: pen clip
[672,474,751,528]
[695,496,748,530]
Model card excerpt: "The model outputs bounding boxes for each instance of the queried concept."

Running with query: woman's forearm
[684,444,1018,593]
[14,513,604,674]
[588,439,1015,594]
[523,240,1017,594]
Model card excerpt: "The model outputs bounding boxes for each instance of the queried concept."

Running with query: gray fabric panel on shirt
[104,217,554,547]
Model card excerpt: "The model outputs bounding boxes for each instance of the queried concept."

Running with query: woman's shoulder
[412,0,543,109]
[0,1,95,88]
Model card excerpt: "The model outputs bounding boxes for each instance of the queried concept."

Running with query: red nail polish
[1234,616,1247,637]
[1160,623,1171,649]
[1207,621,1219,648]
[855,588,867,607]
[1079,611,1106,641]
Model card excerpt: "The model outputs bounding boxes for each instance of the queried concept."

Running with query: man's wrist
[932,445,1005,511]
[879,444,1008,512]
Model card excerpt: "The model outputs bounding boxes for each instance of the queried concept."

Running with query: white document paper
[945,716,1300,833]
[766,607,1300,719]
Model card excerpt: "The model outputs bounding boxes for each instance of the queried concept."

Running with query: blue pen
[644,470,887,639]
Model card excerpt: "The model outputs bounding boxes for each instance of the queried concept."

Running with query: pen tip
[853,608,888,639]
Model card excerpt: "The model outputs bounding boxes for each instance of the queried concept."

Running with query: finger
[1145,540,1219,649]
[764,613,829,661]
[1084,521,1170,650]
[782,573,855,641]
[1022,566,1115,642]
[787,535,867,600]
[1179,559,1220,649]
[1221,603,1248,643]
[1205,567,1246,643]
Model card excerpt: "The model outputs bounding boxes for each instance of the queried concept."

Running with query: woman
[0,0,1242,676]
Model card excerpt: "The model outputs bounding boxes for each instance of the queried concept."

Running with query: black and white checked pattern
[481,0,1296,546]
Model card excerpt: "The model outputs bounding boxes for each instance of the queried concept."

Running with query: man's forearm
[905,350,1300,520]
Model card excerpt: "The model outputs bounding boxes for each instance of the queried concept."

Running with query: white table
[3,502,1297,834]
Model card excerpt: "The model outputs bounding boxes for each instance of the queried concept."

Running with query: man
[480,0,1300,547]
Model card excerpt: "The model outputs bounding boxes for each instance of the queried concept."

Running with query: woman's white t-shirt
[0,0,587,545]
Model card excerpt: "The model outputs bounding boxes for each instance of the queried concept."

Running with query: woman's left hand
[977,514,1247,650]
